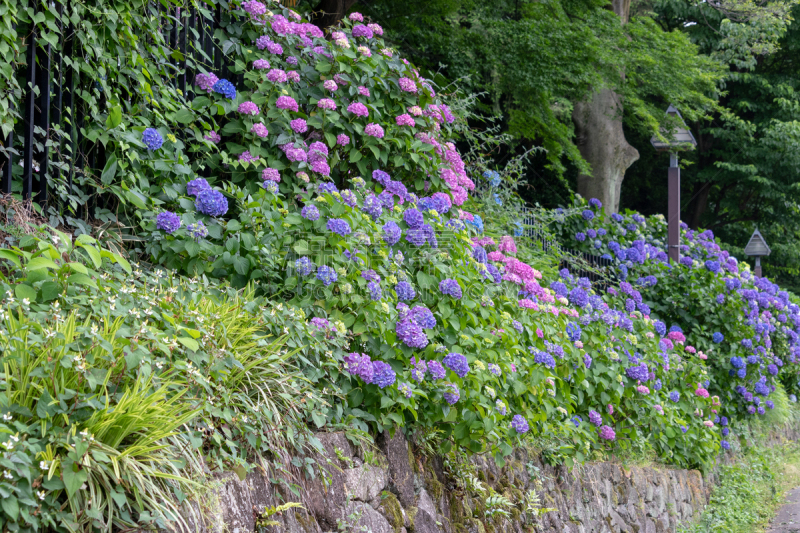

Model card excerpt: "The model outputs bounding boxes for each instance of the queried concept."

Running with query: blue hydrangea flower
[316,265,338,286]
[533,350,555,369]
[212,78,237,99]
[326,218,352,236]
[302,204,320,221]
[730,356,744,369]
[713,332,724,343]
[496,400,507,416]
[488,363,501,376]
[187,221,208,241]
[721,440,730,450]
[410,306,436,329]
[195,189,228,217]
[186,178,210,197]
[295,257,314,276]
[427,361,446,380]
[582,209,594,221]
[669,391,680,402]
[403,208,424,228]
[368,281,382,301]
[372,361,396,389]
[395,281,416,301]
[589,198,602,209]
[625,363,649,382]
[398,382,412,399]
[575,232,586,242]
[382,221,402,246]
[566,322,581,342]
[156,211,181,234]
[473,245,487,264]
[142,128,164,151]
[443,383,460,405]
[443,352,470,378]
[705,260,720,273]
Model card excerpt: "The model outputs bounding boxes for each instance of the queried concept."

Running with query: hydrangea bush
[550,196,800,451]
[125,2,718,467]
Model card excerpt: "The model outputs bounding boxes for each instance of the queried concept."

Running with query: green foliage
[0,225,330,530]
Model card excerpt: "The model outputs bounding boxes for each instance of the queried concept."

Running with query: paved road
[768,487,800,532]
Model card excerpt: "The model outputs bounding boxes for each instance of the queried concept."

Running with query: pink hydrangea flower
[239,151,260,163]
[409,105,423,116]
[703,420,714,427]
[695,387,710,398]
[238,101,259,115]
[685,345,696,354]
[276,96,298,112]
[337,134,350,146]
[251,123,268,138]
[365,123,384,138]
[347,102,369,117]
[368,23,384,36]
[267,42,283,55]
[262,168,281,182]
[487,251,505,262]
[698,351,708,360]
[253,59,270,70]
[317,98,337,110]
[323,79,338,91]
[290,118,308,133]
[348,12,364,21]
[242,0,267,17]
[398,77,417,93]
[287,71,300,83]
[358,46,372,57]
[498,236,517,254]
[518,299,537,309]
[536,328,543,338]
[204,131,221,144]
[608,404,614,415]
[637,385,650,395]
[358,86,370,97]
[654,405,664,414]
[195,72,219,92]
[267,69,287,83]
[396,114,415,127]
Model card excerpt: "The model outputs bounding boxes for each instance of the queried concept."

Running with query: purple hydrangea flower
[344,353,374,383]
[276,95,299,111]
[599,425,616,440]
[368,281,382,301]
[396,319,428,348]
[362,194,382,220]
[156,211,181,234]
[290,118,308,133]
[238,101,259,115]
[195,72,219,92]
[395,281,416,301]
[427,361,446,380]
[403,208,424,228]
[439,279,462,299]
[589,410,602,427]
[347,102,369,117]
[533,350,555,369]
[337,134,350,146]
[444,352,469,378]
[511,415,529,434]
[186,178,210,197]
[488,363,501,376]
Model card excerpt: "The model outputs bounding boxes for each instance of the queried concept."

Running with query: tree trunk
[573,0,637,213]
[573,89,639,213]
[311,0,358,30]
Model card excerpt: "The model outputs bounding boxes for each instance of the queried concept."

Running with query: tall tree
[573,0,640,212]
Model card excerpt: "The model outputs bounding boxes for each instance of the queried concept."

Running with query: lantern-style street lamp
[650,105,697,264]
[744,228,771,278]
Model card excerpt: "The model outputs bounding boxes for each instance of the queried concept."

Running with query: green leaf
[100,154,118,185]
[80,244,103,268]
[232,464,247,481]
[174,108,195,124]
[232,255,250,276]
[14,284,37,301]
[185,241,200,257]
[293,240,309,254]
[27,257,59,270]
[62,460,88,497]
[67,274,97,288]
[40,281,60,302]
[349,148,362,163]
[105,105,122,129]
[1,496,19,521]
[178,337,199,352]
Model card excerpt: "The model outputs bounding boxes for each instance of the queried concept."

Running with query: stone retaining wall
[174,430,715,533]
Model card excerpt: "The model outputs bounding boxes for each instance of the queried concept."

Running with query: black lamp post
[744,228,771,278]
[650,105,697,264]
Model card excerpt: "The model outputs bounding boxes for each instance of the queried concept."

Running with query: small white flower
[3,471,12,479]
[45,330,56,339]
[2,414,12,422]
[22,298,30,306]
[37,490,46,500]
[39,461,49,470]
[91,324,99,335]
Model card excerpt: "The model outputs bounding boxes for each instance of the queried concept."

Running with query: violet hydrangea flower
[372,361,396,388]
[156,211,181,234]
[439,278,462,299]
[142,128,163,151]
[511,415,529,434]
[443,352,469,378]
[186,178,210,197]
[326,218,352,236]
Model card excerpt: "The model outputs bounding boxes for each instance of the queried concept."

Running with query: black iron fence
[0,1,237,211]
[519,207,617,286]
